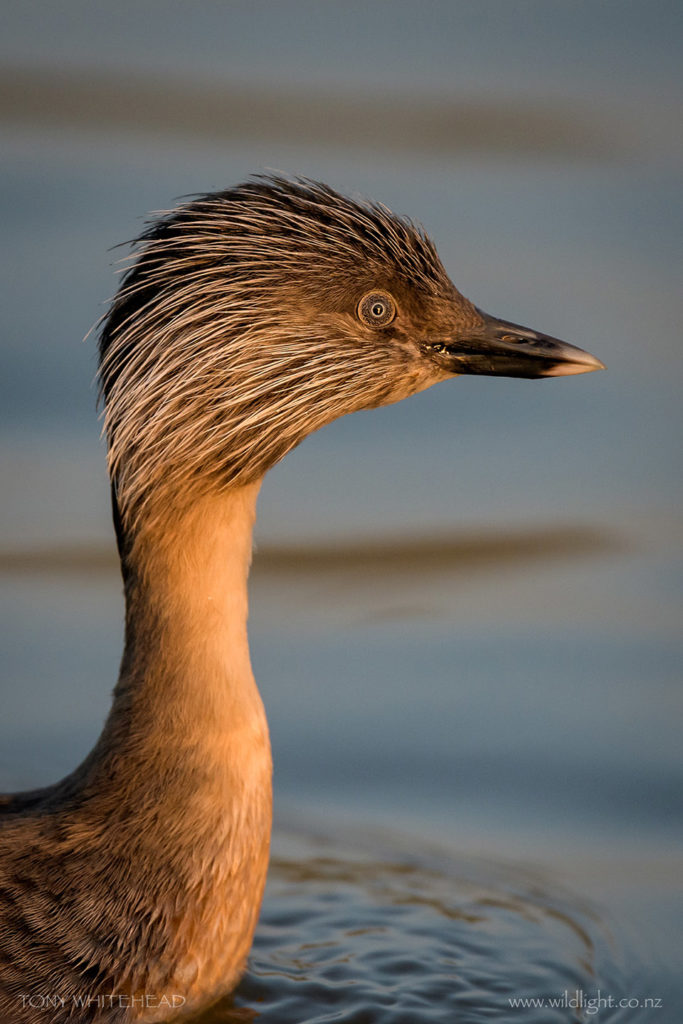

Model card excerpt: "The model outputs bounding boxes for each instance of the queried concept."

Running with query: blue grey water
[1,1,681,1019]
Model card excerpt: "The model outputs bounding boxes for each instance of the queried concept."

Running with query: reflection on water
[0,67,619,160]
[0,523,618,576]
[196,828,628,1024]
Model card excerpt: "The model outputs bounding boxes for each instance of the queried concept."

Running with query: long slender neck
[68,482,273,1004]
[82,481,271,836]
[120,483,263,739]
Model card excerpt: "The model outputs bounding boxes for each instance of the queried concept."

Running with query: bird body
[0,178,603,1022]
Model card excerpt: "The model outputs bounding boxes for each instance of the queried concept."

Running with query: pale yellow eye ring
[357,291,397,328]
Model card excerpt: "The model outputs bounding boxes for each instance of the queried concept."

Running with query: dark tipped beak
[433,311,605,379]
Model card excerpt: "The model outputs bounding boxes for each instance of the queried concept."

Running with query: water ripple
[197,828,631,1024]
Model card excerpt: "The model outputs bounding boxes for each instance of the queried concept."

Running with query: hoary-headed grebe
[0,177,603,1023]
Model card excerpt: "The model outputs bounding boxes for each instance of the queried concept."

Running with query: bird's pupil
[357,291,395,327]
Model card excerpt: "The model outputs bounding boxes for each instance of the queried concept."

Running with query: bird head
[99,176,603,531]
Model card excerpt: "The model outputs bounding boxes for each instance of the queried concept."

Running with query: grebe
[0,177,603,1023]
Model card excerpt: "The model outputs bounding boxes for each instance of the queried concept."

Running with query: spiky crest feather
[98,176,469,534]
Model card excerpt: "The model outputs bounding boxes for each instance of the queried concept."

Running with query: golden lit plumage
[0,176,603,1023]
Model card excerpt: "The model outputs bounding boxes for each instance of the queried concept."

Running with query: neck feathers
[109,482,266,751]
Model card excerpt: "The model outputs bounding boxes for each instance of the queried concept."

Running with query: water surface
[1,2,681,1019]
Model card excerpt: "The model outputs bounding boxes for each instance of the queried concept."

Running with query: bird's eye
[357,291,397,328]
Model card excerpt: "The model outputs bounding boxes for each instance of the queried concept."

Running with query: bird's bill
[437,311,605,379]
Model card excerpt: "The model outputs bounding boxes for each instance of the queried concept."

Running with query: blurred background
[0,0,682,1015]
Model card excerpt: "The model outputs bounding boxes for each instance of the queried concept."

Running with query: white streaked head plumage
[98,175,481,532]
